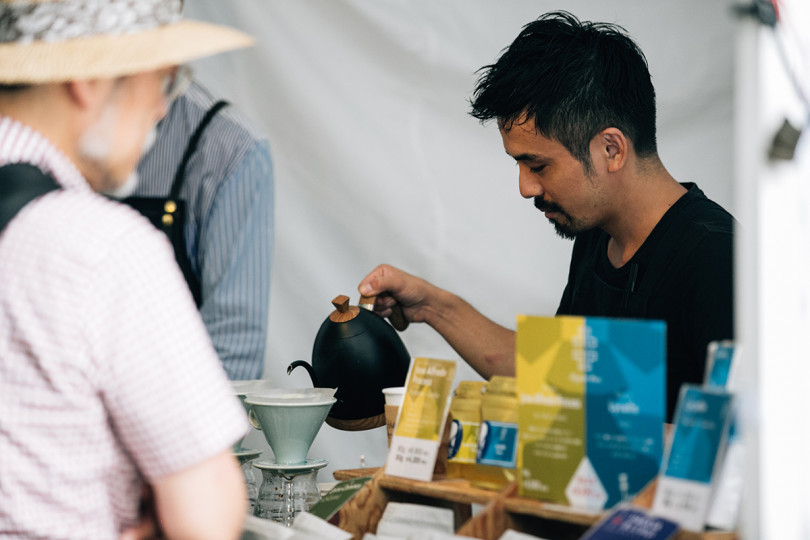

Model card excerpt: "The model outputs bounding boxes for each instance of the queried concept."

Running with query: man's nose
[518,165,543,199]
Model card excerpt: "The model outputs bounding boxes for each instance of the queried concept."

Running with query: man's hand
[358,264,437,327]
[119,484,160,540]
[119,519,159,540]
[359,263,516,380]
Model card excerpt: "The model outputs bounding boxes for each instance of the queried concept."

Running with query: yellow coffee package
[446,380,488,479]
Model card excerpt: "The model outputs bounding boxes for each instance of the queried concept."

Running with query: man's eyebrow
[506,151,548,162]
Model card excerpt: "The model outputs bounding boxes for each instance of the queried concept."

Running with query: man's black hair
[470,11,658,170]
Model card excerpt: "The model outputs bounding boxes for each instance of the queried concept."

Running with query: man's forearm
[422,289,515,379]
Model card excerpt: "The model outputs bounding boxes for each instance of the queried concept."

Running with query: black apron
[121,100,229,307]
[0,163,60,235]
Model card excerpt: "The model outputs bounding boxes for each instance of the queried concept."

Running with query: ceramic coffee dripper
[230,379,275,510]
[230,379,275,449]
[245,388,336,465]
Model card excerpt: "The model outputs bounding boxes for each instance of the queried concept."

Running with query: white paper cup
[382,386,405,407]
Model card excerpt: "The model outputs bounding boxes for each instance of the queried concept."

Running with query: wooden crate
[330,467,738,540]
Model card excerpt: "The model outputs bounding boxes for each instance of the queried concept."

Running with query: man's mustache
[534,197,565,214]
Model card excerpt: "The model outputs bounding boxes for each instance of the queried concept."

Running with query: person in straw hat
[0,1,255,538]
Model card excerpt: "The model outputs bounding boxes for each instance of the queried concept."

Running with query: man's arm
[151,451,246,540]
[120,452,246,540]
[199,140,274,380]
[359,264,515,379]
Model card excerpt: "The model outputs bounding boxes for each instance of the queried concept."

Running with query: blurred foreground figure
[0,1,255,538]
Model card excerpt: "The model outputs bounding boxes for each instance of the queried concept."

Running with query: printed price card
[652,385,734,532]
[385,357,456,481]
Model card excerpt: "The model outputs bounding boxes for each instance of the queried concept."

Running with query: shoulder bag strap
[0,163,60,235]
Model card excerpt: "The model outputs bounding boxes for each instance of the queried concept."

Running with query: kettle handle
[389,303,409,332]
[358,294,409,332]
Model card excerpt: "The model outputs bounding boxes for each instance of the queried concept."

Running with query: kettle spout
[287,360,319,387]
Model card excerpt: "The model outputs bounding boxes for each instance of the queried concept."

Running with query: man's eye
[530,165,546,173]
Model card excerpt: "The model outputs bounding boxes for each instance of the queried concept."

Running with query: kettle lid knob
[329,294,360,322]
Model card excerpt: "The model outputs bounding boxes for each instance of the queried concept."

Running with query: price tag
[385,357,456,481]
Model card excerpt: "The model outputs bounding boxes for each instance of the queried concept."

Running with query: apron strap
[0,164,60,235]
[168,100,229,201]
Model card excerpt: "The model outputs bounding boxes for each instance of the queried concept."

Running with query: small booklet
[580,506,679,540]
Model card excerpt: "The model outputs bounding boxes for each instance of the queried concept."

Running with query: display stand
[330,468,738,540]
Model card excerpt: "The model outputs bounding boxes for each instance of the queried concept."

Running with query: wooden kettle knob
[329,295,360,323]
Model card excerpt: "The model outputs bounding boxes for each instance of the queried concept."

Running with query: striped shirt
[0,116,249,539]
[136,81,274,380]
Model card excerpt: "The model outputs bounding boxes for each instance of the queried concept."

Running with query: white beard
[104,169,140,199]
[78,104,158,199]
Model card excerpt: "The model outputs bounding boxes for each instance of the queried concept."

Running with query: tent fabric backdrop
[185,0,735,479]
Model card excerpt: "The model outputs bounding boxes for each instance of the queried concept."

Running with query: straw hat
[0,0,254,84]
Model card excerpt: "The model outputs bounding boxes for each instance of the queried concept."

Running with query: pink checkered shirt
[0,116,250,539]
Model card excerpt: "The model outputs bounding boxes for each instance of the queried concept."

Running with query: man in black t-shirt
[557,183,733,419]
[357,11,734,422]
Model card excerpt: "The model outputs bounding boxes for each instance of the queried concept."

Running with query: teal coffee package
[516,315,666,510]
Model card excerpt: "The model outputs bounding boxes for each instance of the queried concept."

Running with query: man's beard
[105,127,156,199]
[533,196,583,240]
[78,102,157,199]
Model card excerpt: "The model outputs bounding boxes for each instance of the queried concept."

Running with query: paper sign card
[516,315,666,511]
[703,340,740,389]
[580,506,679,540]
[652,385,734,532]
[307,476,372,522]
[702,340,743,531]
[385,357,456,481]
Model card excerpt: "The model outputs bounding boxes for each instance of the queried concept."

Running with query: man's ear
[64,79,112,110]
[595,127,628,173]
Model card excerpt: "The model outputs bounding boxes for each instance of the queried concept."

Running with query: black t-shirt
[556,183,734,421]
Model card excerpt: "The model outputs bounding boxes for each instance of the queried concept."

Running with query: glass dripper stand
[230,379,275,512]
[253,458,328,526]
[234,448,264,513]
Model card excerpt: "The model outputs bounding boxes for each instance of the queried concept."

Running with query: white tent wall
[735,1,810,539]
[185,1,736,491]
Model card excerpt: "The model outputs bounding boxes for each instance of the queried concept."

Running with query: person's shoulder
[181,80,267,145]
[32,189,172,267]
[678,184,735,236]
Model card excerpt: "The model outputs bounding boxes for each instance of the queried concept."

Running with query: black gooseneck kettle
[288,294,410,431]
